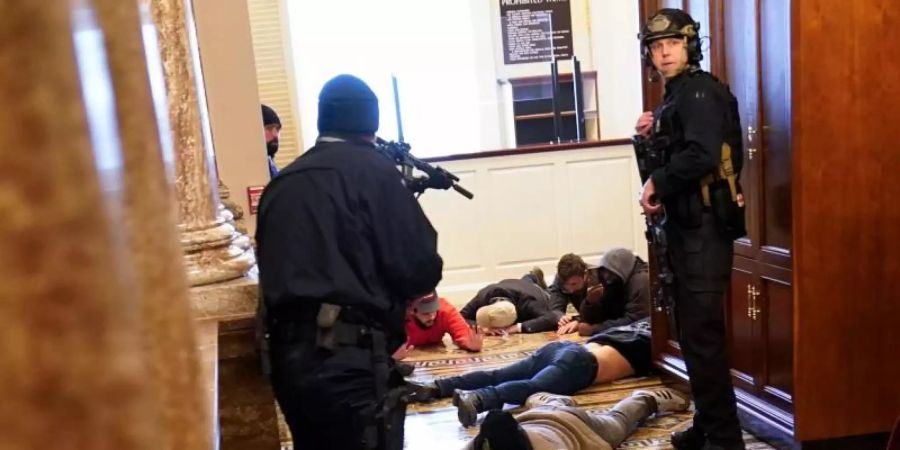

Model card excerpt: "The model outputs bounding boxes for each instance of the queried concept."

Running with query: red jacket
[405,298,480,351]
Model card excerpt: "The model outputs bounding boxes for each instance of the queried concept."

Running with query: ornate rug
[280,332,775,449]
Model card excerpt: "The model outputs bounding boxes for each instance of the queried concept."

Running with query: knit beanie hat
[317,74,379,134]
[598,247,637,282]
[261,104,281,127]
[472,410,533,450]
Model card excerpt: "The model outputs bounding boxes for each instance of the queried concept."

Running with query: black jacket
[578,259,650,335]
[649,69,742,292]
[256,139,443,339]
[459,279,560,333]
[547,275,586,314]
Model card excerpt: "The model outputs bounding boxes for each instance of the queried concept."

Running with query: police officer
[635,9,745,450]
[256,74,443,450]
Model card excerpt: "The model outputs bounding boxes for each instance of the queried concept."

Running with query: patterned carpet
[281,332,775,449]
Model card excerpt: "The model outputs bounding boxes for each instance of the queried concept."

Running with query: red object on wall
[246,186,264,215]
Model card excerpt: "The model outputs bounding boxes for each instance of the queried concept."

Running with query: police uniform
[640,10,746,450]
[256,75,443,450]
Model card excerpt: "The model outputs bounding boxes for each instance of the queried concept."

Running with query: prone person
[413,319,654,427]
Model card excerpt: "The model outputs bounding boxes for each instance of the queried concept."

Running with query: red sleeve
[439,298,480,352]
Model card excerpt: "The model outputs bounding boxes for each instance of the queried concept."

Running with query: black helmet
[638,9,703,67]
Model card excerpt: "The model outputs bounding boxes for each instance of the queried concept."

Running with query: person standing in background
[261,104,281,179]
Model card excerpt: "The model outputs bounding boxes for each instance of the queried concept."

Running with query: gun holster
[700,143,747,240]
[315,303,343,351]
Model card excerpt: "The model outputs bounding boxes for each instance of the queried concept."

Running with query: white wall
[285,0,643,154]
[193,0,270,235]
[590,0,643,140]
[275,2,649,306]
[418,144,648,307]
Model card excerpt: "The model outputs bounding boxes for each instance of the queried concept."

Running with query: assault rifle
[375,137,473,200]
[632,133,676,314]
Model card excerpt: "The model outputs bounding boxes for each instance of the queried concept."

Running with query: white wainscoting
[418,144,648,307]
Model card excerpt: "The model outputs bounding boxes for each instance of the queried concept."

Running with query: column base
[181,211,255,287]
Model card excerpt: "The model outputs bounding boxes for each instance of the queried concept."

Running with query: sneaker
[671,426,706,450]
[453,389,482,427]
[406,380,441,403]
[529,266,548,290]
[524,392,577,409]
[632,388,690,414]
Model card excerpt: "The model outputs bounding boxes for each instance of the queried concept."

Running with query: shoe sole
[452,390,477,427]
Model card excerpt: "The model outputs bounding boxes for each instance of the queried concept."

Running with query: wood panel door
[720,0,795,422]
[721,0,760,261]
[755,0,793,276]
[727,256,759,393]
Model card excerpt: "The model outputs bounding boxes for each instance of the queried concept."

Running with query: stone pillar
[93,1,211,449]
[149,0,254,286]
[0,2,160,448]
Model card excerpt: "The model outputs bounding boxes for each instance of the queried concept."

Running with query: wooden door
[719,0,795,427]
[727,256,759,393]
[754,0,795,417]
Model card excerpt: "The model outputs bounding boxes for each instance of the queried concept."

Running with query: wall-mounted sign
[500,0,573,65]
[247,185,265,215]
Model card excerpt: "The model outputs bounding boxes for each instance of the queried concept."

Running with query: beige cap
[476,299,517,329]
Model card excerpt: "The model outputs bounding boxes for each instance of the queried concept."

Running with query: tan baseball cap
[476,298,517,329]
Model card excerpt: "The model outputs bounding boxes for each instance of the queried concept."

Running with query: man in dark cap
[635,8,745,450]
[261,104,281,179]
[256,74,443,450]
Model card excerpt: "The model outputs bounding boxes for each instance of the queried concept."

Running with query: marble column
[0,1,160,448]
[93,1,211,449]
[148,0,255,286]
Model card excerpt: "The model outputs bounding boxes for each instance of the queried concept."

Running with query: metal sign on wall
[500,0,573,65]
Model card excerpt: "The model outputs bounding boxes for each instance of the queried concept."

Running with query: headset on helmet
[638,9,703,71]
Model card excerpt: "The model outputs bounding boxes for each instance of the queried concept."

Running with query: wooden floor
[281,332,775,449]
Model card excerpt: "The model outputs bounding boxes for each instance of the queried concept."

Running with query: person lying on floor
[393,291,484,361]
[459,278,560,335]
[536,253,589,314]
[557,247,650,336]
[414,318,652,427]
[463,388,689,450]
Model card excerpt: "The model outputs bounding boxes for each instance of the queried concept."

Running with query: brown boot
[528,266,547,290]
[453,389,482,427]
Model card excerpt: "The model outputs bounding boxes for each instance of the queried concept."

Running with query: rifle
[632,133,676,314]
[375,138,473,200]
[376,74,473,200]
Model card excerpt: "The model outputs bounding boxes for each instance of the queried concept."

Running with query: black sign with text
[500,0,573,65]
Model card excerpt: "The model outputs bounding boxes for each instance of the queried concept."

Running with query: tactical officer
[256,74,443,450]
[635,9,745,450]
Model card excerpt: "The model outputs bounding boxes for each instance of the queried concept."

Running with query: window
[287,0,493,158]
[282,0,643,159]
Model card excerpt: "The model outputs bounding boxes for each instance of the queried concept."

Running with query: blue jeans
[436,341,598,410]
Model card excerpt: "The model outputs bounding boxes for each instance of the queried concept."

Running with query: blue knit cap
[317,74,379,134]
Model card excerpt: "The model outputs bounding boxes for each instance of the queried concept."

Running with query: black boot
[671,426,706,450]
[395,362,416,377]
[700,442,746,450]
[406,380,441,403]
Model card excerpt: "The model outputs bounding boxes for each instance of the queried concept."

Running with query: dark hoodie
[578,248,650,335]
